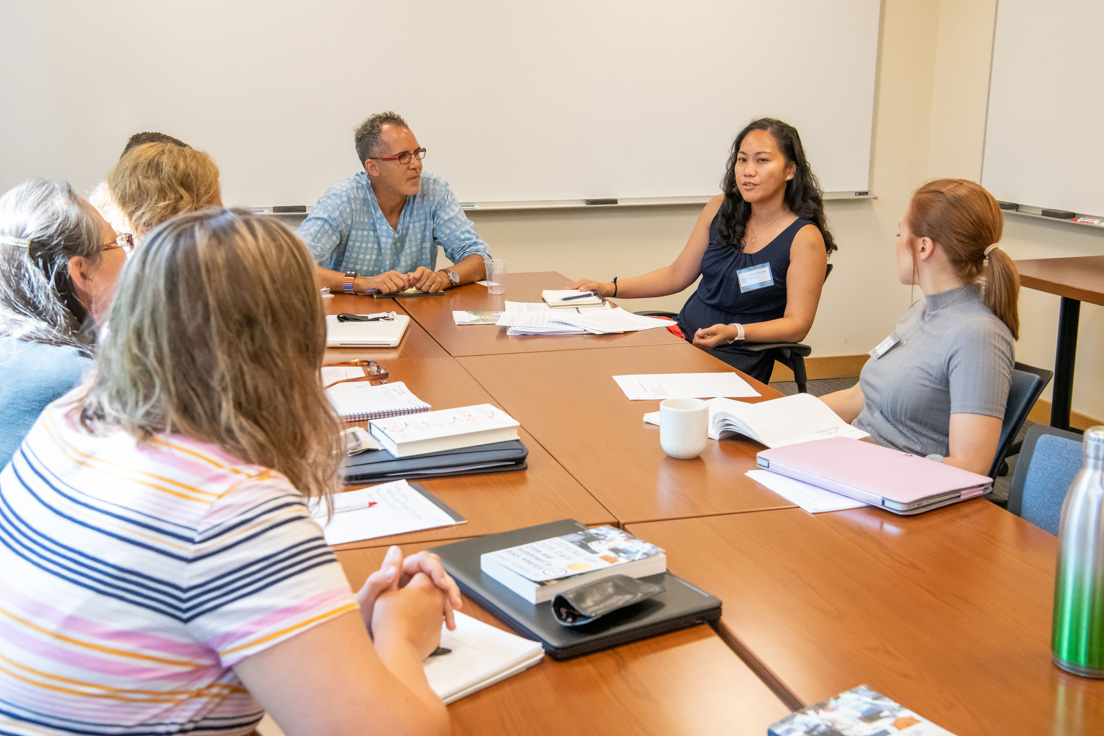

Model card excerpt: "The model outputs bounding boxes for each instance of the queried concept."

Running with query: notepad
[542,289,604,308]
[325,381,430,421]
[426,612,544,704]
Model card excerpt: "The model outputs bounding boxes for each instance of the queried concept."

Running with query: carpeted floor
[770,377,1030,503]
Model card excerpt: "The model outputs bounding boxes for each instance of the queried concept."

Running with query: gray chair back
[1008,425,1083,535]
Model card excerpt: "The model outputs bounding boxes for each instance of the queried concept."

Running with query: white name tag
[737,263,774,293]
[869,332,900,359]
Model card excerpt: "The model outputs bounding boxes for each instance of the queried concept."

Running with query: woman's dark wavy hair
[718,118,837,257]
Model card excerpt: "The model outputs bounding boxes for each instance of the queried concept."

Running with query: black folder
[341,439,528,484]
[430,519,722,660]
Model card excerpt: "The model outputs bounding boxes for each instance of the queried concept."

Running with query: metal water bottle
[1053,426,1104,677]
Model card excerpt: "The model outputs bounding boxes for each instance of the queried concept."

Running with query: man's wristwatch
[728,323,746,344]
[440,269,460,288]
[342,271,358,294]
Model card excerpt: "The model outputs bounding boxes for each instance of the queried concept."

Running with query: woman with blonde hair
[820,178,1019,475]
[0,178,126,466]
[105,140,223,241]
[0,209,455,735]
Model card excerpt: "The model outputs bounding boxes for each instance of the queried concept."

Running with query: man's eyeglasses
[372,148,427,165]
[103,233,135,254]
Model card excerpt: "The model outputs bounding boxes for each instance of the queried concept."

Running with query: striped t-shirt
[0,396,359,735]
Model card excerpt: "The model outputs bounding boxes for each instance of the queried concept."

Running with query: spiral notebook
[325,381,431,422]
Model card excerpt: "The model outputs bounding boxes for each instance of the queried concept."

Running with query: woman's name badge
[870,332,900,359]
[737,263,774,293]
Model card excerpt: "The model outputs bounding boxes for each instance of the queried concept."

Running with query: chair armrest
[741,342,812,356]
[634,310,679,319]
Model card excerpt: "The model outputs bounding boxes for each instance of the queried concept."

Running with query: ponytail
[908,178,1020,341]
[984,246,1020,340]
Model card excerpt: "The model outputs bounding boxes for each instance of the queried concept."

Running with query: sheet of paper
[310,480,463,545]
[614,372,760,400]
[504,301,552,312]
[565,307,668,333]
[496,311,587,333]
[746,469,868,514]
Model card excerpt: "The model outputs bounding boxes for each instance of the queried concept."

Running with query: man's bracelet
[612,276,618,298]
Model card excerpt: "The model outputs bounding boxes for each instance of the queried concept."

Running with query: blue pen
[562,291,600,301]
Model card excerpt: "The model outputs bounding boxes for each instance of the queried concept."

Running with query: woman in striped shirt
[0,208,456,735]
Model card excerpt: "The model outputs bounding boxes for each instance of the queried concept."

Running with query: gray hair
[354,111,408,164]
[0,179,103,349]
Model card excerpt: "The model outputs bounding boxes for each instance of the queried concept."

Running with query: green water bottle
[1053,426,1104,677]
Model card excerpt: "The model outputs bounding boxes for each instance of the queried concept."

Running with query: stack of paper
[643,393,868,448]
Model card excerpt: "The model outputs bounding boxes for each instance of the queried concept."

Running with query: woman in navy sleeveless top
[570,118,837,383]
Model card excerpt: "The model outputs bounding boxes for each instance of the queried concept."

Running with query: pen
[428,647,452,658]
[562,291,600,301]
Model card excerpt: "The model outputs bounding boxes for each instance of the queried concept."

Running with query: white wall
[456,0,1103,424]
[463,0,942,362]
[928,0,1104,422]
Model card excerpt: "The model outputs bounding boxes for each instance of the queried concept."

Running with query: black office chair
[636,263,832,393]
[988,362,1053,487]
[1006,424,1083,535]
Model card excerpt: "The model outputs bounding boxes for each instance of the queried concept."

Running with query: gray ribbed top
[853,283,1014,459]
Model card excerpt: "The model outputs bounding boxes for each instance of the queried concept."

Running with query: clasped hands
[363,267,450,295]
[357,545,464,659]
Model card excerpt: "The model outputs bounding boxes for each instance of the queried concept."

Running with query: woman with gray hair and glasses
[0,178,126,466]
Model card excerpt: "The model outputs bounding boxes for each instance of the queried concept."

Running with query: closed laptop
[756,436,991,515]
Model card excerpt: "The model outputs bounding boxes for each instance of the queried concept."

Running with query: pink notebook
[756,437,991,515]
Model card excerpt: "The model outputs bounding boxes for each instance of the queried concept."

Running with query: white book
[325,381,430,422]
[541,289,604,308]
[425,612,544,704]
[480,526,666,604]
[644,393,868,448]
[369,404,520,458]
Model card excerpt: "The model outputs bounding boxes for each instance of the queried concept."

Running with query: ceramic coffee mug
[659,398,709,459]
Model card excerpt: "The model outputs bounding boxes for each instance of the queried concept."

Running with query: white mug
[659,398,710,459]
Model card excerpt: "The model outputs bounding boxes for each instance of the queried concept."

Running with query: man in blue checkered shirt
[298,111,490,295]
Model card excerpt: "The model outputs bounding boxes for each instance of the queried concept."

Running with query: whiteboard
[982,0,1104,215]
[0,0,880,208]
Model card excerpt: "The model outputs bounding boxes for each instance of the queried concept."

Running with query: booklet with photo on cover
[481,526,666,604]
[769,685,956,736]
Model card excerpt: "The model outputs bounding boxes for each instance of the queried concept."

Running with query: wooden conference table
[1016,255,1104,430]
[312,272,1103,734]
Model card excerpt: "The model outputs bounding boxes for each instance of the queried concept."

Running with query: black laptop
[429,519,722,660]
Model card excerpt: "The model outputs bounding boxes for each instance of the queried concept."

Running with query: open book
[425,612,544,704]
[644,393,867,448]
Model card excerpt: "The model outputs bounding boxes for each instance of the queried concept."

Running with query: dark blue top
[677,214,813,338]
[0,337,90,469]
